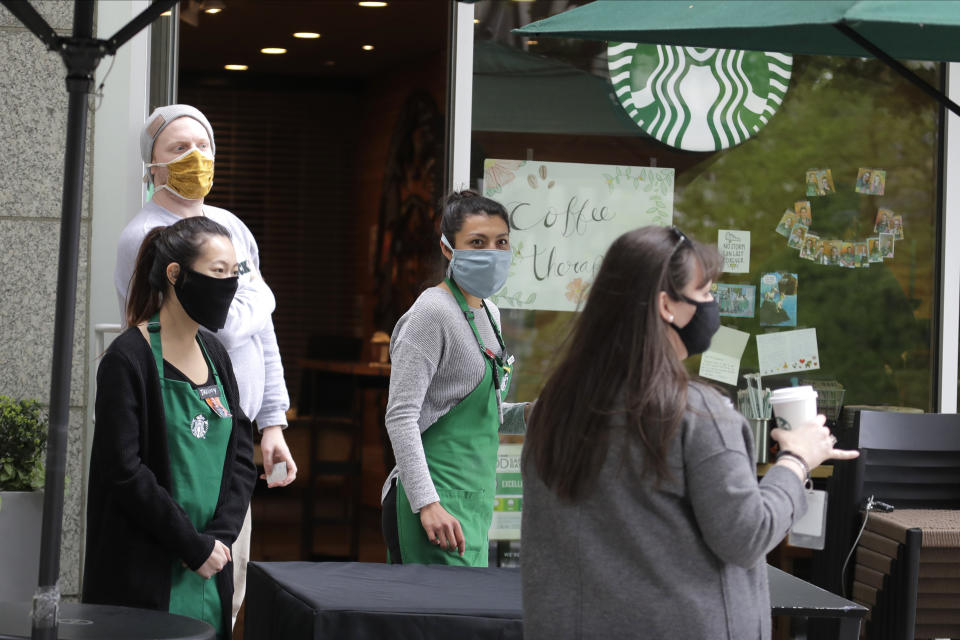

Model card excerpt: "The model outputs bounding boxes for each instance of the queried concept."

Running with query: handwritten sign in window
[484,159,675,312]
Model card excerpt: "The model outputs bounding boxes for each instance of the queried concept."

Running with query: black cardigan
[82,327,257,632]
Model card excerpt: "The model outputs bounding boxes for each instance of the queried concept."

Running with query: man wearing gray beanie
[113,104,298,628]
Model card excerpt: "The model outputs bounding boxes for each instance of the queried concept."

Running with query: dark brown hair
[125,216,231,326]
[524,226,721,501]
[439,189,509,247]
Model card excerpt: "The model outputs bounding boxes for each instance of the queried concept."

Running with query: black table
[768,565,868,640]
[0,602,214,640]
[245,562,522,640]
[246,562,867,640]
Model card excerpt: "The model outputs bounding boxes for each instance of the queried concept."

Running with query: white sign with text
[483,159,675,312]
[718,229,751,273]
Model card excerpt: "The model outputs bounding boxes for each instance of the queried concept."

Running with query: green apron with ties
[395,279,513,567]
[148,316,232,638]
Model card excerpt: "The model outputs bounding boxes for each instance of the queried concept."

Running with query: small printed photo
[821,239,841,266]
[867,236,883,262]
[874,208,894,234]
[793,200,812,227]
[891,214,904,240]
[799,233,822,262]
[856,168,888,195]
[840,242,856,268]
[879,233,896,258]
[805,170,819,197]
[758,272,798,327]
[775,210,798,238]
[787,223,808,249]
[713,283,756,318]
[815,168,835,196]
[840,242,856,269]
[854,242,869,268]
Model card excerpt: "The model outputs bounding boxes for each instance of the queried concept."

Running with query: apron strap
[445,278,507,357]
[146,313,222,383]
[147,313,165,379]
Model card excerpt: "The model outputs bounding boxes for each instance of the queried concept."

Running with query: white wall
[450,1,474,191]
[940,62,960,413]
[84,0,151,535]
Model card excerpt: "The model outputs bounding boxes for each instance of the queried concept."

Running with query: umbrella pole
[31,4,95,638]
[0,0,179,637]
[835,23,960,119]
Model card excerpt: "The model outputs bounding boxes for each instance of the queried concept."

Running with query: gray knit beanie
[140,104,216,165]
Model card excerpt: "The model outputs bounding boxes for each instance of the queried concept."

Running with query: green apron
[395,279,513,566]
[148,317,231,638]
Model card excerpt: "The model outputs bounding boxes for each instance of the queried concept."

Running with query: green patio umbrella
[514,0,960,116]
[473,40,645,135]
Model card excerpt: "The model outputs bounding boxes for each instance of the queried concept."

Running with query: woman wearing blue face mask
[381,190,531,566]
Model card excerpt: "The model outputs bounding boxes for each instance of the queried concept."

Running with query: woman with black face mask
[521,226,858,640]
[83,216,256,640]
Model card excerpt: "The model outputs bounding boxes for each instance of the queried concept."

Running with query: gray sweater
[522,382,806,640]
[382,287,526,511]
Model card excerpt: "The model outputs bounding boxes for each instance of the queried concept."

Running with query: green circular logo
[607,44,792,151]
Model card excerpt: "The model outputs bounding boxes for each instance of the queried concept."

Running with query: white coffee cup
[770,386,818,431]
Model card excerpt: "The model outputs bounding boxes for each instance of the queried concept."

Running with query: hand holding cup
[771,414,859,470]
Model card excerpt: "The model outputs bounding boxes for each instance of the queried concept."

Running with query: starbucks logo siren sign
[607,43,792,151]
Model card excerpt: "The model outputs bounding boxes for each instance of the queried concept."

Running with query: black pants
[381,479,403,564]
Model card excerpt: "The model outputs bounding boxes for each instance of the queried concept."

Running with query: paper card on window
[718,230,750,273]
[713,283,756,318]
[856,168,886,195]
[756,328,820,376]
[758,272,797,327]
[699,325,750,385]
[489,444,523,541]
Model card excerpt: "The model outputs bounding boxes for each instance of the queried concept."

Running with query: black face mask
[173,266,238,331]
[670,297,720,357]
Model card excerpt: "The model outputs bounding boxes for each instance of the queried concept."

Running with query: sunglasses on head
[668,226,690,259]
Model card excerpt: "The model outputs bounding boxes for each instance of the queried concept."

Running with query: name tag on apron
[198,384,232,418]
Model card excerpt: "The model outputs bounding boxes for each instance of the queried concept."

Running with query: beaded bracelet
[776,450,813,489]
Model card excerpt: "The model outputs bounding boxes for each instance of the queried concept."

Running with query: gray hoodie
[522,382,806,640]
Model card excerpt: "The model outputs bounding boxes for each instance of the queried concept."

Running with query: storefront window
[472,0,942,413]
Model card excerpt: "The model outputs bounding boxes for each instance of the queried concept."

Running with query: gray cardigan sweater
[521,382,806,640]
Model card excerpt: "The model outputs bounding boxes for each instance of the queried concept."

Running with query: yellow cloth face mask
[149,148,214,200]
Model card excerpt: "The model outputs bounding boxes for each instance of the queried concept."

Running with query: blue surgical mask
[441,234,511,299]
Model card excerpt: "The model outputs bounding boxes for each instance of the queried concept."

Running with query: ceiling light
[260,47,287,54]
[527,40,539,45]
[224,64,248,71]
[473,18,479,23]
[205,7,222,13]
[294,32,321,39]
[358,1,388,6]
[204,0,225,12]
[362,44,375,51]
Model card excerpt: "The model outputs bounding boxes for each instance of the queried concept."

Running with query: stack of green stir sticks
[738,373,771,421]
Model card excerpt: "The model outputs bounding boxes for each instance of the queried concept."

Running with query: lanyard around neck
[445,278,506,359]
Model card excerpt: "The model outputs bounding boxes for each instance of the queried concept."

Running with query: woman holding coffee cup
[521,226,858,640]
